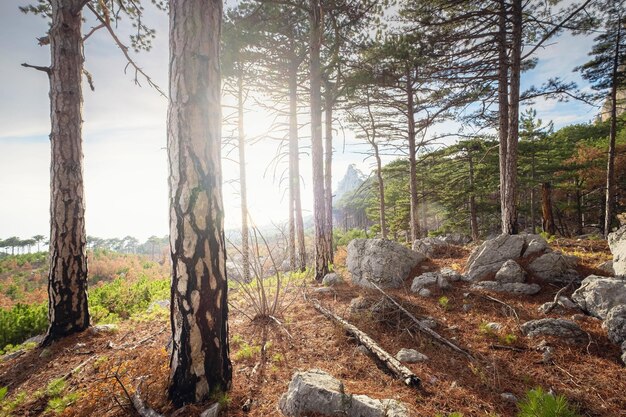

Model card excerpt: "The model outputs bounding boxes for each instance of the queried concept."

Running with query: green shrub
[0,302,47,351]
[333,228,369,247]
[438,296,450,310]
[517,387,580,417]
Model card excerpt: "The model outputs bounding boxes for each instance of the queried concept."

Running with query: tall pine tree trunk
[604,23,621,237]
[310,0,329,281]
[374,143,387,239]
[237,67,250,282]
[502,0,522,235]
[167,0,231,406]
[541,182,556,235]
[288,61,306,271]
[406,68,420,241]
[44,0,90,345]
[497,0,510,235]
[324,85,334,263]
[468,147,479,241]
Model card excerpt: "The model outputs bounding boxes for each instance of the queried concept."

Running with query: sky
[0,0,601,242]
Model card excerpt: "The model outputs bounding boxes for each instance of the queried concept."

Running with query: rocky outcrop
[527,252,579,283]
[520,318,586,343]
[494,260,526,283]
[608,225,626,277]
[603,305,626,346]
[412,237,449,258]
[571,275,626,319]
[465,234,549,281]
[347,239,426,288]
[278,369,409,417]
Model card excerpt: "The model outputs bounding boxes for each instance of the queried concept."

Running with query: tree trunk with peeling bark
[310,0,330,281]
[497,0,510,235]
[44,0,90,345]
[324,85,334,263]
[167,0,231,406]
[406,68,420,241]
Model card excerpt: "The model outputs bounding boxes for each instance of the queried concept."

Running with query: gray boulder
[522,237,551,258]
[520,318,586,343]
[322,273,342,286]
[572,275,626,319]
[608,226,626,277]
[603,305,626,345]
[412,237,449,257]
[528,252,579,283]
[440,233,472,246]
[410,272,438,292]
[278,369,409,417]
[348,239,426,288]
[472,281,541,295]
[395,348,428,363]
[495,260,526,283]
[465,234,527,281]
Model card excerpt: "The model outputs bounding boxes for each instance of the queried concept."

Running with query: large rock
[465,234,541,281]
[608,226,626,277]
[472,281,541,295]
[520,318,586,343]
[603,305,626,345]
[278,369,409,417]
[322,273,342,286]
[522,237,551,258]
[527,252,579,283]
[571,275,626,319]
[495,260,526,283]
[348,239,426,288]
[412,237,449,258]
[440,233,472,246]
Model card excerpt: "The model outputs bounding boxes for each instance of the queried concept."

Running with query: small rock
[603,305,626,345]
[395,348,428,363]
[495,260,526,283]
[350,297,372,314]
[23,334,45,345]
[89,324,118,335]
[419,317,438,329]
[278,369,409,417]
[472,281,541,295]
[322,273,342,286]
[521,318,586,343]
[148,299,170,312]
[485,322,503,331]
[417,288,432,298]
[500,392,518,403]
[437,275,451,290]
[597,260,615,275]
[571,314,586,321]
[462,303,472,312]
[440,267,462,282]
[39,348,52,358]
[411,272,439,292]
[314,287,334,294]
[356,345,369,355]
[200,403,221,417]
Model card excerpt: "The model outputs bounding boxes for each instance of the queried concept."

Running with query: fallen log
[371,282,475,361]
[307,296,421,389]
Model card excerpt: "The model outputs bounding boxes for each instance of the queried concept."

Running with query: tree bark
[604,22,621,237]
[44,0,90,345]
[288,61,306,271]
[237,66,250,282]
[167,0,231,406]
[324,84,334,263]
[374,143,387,239]
[406,68,420,241]
[310,0,330,281]
[502,0,522,235]
[541,182,556,235]
[468,147,479,241]
[497,0,510,235]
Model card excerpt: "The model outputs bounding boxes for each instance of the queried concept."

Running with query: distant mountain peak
[336,164,366,200]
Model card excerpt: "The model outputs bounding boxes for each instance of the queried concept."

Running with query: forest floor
[1,238,625,417]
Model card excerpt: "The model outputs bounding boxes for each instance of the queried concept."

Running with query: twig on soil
[113,372,164,417]
[469,290,520,325]
[370,282,475,360]
[489,344,526,352]
[542,277,576,315]
[305,293,421,389]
